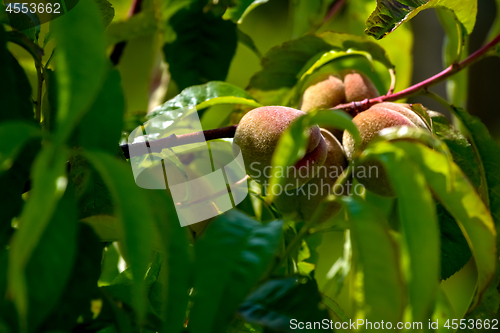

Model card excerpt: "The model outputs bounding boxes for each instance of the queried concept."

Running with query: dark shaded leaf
[76,69,125,154]
[239,277,329,333]
[0,25,34,122]
[163,2,237,90]
[84,151,156,321]
[40,224,104,331]
[189,211,283,333]
[26,187,78,331]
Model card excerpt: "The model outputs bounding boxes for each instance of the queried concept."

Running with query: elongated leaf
[365,0,477,40]
[369,141,497,311]
[189,211,283,333]
[76,69,125,154]
[360,144,440,322]
[84,151,156,321]
[148,81,261,119]
[430,112,481,189]
[487,0,500,43]
[290,0,335,38]
[239,277,329,333]
[223,0,269,23]
[452,108,500,238]
[248,32,393,105]
[267,110,359,203]
[341,196,406,323]
[237,28,262,59]
[8,144,69,327]
[163,2,237,90]
[52,0,107,144]
[106,10,157,45]
[0,25,34,122]
[95,0,115,28]
[25,188,78,331]
[40,224,104,331]
[147,190,191,333]
[0,121,40,173]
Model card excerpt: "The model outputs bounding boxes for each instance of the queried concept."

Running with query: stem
[109,0,144,65]
[35,64,43,123]
[121,125,237,159]
[324,0,347,23]
[334,33,500,114]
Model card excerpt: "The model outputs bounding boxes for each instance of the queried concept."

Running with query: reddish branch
[120,33,500,158]
[121,125,237,159]
[334,33,500,115]
[324,0,347,23]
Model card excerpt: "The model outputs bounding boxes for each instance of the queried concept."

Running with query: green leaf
[95,0,115,28]
[105,10,157,45]
[223,0,269,24]
[237,28,262,59]
[0,25,34,122]
[248,32,393,105]
[267,110,359,203]
[238,277,329,333]
[162,2,237,90]
[0,121,40,173]
[341,196,405,323]
[76,69,125,154]
[25,187,78,331]
[8,144,69,328]
[430,112,481,189]
[452,108,500,244]
[147,81,261,119]
[370,141,497,311]
[189,211,283,333]
[52,0,108,145]
[361,145,440,322]
[487,0,500,44]
[365,0,477,40]
[84,151,156,321]
[147,190,192,333]
[289,0,335,38]
[437,203,472,280]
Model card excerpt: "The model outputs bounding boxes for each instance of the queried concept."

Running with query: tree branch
[334,33,500,115]
[121,125,237,158]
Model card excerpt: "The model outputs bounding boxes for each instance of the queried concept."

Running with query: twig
[334,33,500,115]
[109,0,144,65]
[121,125,237,158]
[35,64,43,123]
[324,0,347,23]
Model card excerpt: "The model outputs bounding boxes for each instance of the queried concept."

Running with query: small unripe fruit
[274,129,347,222]
[233,106,327,188]
[342,106,418,196]
[342,70,379,103]
[301,75,345,112]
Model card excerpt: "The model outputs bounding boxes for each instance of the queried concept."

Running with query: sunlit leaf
[52,0,107,145]
[147,81,261,119]
[223,0,269,24]
[365,0,477,40]
[341,196,406,323]
[369,141,497,311]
